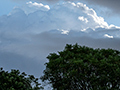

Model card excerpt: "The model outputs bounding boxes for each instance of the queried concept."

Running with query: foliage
[41,44,120,90]
[0,68,43,90]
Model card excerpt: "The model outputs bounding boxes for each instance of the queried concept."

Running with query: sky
[0,0,120,88]
[1,0,120,26]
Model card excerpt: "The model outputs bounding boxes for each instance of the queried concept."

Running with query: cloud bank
[0,1,120,78]
[2,2,120,34]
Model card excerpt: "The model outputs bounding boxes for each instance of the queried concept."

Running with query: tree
[0,68,43,90]
[41,44,120,90]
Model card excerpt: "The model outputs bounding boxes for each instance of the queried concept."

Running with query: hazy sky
[0,0,120,84]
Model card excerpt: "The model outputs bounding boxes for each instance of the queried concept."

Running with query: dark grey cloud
[0,51,45,77]
[34,31,120,51]
[83,0,120,15]
[1,31,120,77]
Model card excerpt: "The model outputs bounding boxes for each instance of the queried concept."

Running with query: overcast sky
[0,1,120,87]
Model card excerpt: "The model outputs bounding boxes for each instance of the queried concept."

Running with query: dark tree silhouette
[0,68,43,90]
[41,44,120,90]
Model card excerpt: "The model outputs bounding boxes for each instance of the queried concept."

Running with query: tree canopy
[0,68,43,90]
[41,44,120,90]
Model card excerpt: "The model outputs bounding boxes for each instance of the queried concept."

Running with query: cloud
[60,29,69,35]
[0,51,44,77]
[15,1,50,15]
[104,34,113,38]
[2,1,118,33]
[26,1,50,10]
[0,1,120,79]
[38,0,120,15]
[78,16,88,23]
[83,0,120,15]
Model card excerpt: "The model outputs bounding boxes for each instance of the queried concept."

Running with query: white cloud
[104,34,113,38]
[5,1,120,33]
[108,24,120,29]
[78,16,88,23]
[1,1,120,38]
[26,1,50,10]
[61,29,69,35]
[19,1,50,15]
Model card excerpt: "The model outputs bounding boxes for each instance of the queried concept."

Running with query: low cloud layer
[0,1,120,78]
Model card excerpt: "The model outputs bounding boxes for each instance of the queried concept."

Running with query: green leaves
[0,68,43,90]
[41,44,120,90]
